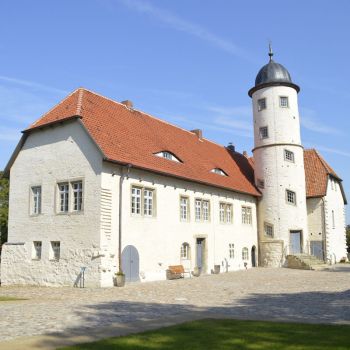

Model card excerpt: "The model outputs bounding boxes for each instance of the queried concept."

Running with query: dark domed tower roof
[248,45,300,97]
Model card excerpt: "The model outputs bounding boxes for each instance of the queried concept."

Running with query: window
[242,247,249,261]
[143,189,153,216]
[286,190,296,205]
[211,168,227,176]
[72,181,83,211]
[50,241,60,260]
[284,149,295,162]
[180,196,189,221]
[257,179,265,189]
[58,183,69,212]
[131,187,142,215]
[32,241,42,260]
[280,96,289,108]
[195,199,202,221]
[155,151,181,163]
[259,126,269,139]
[332,210,335,229]
[131,186,155,217]
[202,200,210,221]
[257,98,266,111]
[229,243,234,259]
[241,206,252,225]
[31,186,42,215]
[264,222,274,237]
[180,242,190,259]
[220,202,233,223]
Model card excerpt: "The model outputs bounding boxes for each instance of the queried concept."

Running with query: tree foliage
[0,171,9,247]
[346,225,350,253]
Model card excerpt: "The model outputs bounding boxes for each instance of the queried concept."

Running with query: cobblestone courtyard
[0,267,349,349]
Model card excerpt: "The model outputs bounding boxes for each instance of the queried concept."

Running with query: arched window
[242,247,249,261]
[180,242,190,260]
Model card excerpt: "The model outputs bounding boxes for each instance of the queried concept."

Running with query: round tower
[249,46,308,267]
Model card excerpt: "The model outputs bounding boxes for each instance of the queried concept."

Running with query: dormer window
[155,151,181,163]
[211,168,227,176]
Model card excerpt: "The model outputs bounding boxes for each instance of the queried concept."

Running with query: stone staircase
[286,254,329,270]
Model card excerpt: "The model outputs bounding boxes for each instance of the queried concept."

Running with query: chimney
[121,100,133,109]
[243,150,248,158]
[227,142,235,153]
[191,129,203,140]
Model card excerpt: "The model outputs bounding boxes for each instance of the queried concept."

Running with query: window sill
[32,259,41,261]
[49,259,60,262]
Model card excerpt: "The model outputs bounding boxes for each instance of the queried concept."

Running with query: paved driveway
[0,266,349,349]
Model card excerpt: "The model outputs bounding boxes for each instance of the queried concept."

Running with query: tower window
[264,222,274,237]
[286,190,296,205]
[284,149,295,162]
[257,179,265,189]
[280,96,289,108]
[257,98,266,111]
[259,126,269,139]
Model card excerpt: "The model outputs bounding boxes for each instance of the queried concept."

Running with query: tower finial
[268,41,273,61]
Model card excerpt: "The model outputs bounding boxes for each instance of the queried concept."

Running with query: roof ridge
[28,88,82,130]
[80,87,229,149]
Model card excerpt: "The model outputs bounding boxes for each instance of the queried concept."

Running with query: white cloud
[118,0,255,62]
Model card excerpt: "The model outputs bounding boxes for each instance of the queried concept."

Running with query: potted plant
[114,270,126,287]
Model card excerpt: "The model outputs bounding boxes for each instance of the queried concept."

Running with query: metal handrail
[74,266,87,288]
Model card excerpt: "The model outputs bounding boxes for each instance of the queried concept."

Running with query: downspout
[321,197,327,262]
[117,164,132,273]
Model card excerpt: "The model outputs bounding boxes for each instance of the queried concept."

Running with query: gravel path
[1,266,349,343]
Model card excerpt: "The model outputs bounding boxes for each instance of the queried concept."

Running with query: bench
[166,265,191,280]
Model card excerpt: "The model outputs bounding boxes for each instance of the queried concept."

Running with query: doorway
[121,245,140,282]
[290,231,302,254]
[251,245,257,267]
[196,238,206,274]
[310,241,324,260]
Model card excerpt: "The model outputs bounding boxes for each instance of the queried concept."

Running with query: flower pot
[214,265,220,274]
[114,274,125,287]
[192,266,201,277]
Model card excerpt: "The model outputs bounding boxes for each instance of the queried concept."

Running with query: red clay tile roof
[304,149,341,198]
[25,88,261,197]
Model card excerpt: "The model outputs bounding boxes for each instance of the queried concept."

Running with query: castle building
[1,51,347,287]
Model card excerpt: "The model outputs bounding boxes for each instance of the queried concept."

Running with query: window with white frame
[58,183,69,212]
[284,149,295,162]
[211,168,227,176]
[332,210,335,229]
[155,151,181,163]
[50,241,60,260]
[32,241,42,260]
[202,200,210,221]
[280,96,289,108]
[286,190,296,205]
[131,187,142,215]
[180,242,190,259]
[220,202,232,223]
[242,247,249,261]
[241,206,252,225]
[72,181,83,211]
[257,98,266,111]
[180,196,189,221]
[195,199,202,221]
[31,186,42,215]
[264,222,274,237]
[131,186,155,217]
[143,189,153,216]
[229,243,234,259]
[259,126,269,139]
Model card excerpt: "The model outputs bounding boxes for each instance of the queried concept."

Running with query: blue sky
[1,0,350,220]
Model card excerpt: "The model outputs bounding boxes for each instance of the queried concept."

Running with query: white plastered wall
[1,121,103,287]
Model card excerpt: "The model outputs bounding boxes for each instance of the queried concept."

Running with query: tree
[0,171,9,247]
[346,225,350,254]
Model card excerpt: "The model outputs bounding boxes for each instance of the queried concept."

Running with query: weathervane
[268,41,273,61]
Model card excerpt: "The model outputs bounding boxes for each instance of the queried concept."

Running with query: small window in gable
[211,168,227,176]
[155,151,181,163]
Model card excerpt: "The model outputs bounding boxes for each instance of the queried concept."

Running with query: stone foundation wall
[0,243,102,287]
[259,240,284,267]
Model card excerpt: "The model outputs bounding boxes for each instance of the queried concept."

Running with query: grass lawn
[0,296,26,301]
[59,319,350,350]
